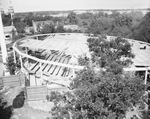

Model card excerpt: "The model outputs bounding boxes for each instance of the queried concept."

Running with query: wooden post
[145,70,148,85]
[13,49,16,63]
[39,62,43,80]
[25,47,28,64]
[35,74,37,86]
[20,55,23,71]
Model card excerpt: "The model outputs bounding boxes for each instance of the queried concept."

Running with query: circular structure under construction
[13,33,150,86]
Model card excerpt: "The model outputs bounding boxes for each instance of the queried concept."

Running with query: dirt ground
[13,104,52,119]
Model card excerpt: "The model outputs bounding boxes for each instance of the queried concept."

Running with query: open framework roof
[20,34,90,58]
[20,33,150,67]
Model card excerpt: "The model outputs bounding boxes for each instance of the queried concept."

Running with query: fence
[0,74,26,89]
[26,85,47,101]
[26,85,69,101]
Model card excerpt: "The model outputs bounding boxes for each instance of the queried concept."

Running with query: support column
[145,70,148,85]
[35,73,37,86]
[72,68,75,78]
[25,47,28,63]
[20,55,23,71]
[0,13,7,63]
[13,49,16,63]
[39,62,43,80]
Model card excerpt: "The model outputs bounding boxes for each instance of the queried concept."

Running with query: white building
[3,26,17,40]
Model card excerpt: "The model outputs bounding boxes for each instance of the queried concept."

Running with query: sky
[0,0,150,13]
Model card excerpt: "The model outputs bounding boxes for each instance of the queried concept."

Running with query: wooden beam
[13,49,16,63]
[39,62,43,80]
[145,70,148,85]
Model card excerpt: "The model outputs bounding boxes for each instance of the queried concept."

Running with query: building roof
[3,26,16,33]
[64,25,80,31]
[108,36,150,67]
[129,40,150,67]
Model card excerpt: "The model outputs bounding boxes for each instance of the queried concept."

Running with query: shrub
[13,91,25,108]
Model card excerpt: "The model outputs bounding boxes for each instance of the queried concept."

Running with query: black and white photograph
[0,0,150,119]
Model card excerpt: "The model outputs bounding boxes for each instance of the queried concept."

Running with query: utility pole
[0,12,7,63]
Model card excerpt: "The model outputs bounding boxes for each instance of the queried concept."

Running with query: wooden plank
[54,55,71,76]
[27,86,47,93]
[4,82,20,87]
[27,88,47,94]
[44,54,58,73]
[61,57,71,77]
[54,56,66,75]
[31,53,50,73]
[27,93,47,101]
[29,51,47,71]
[35,51,59,75]
[35,52,57,74]
[3,77,19,82]
[2,74,25,83]
[57,57,70,77]
[49,54,64,75]
[13,43,84,70]
[1,74,25,87]
[68,69,73,78]
[26,86,47,101]
[30,55,46,71]
[42,54,55,71]
[65,68,71,77]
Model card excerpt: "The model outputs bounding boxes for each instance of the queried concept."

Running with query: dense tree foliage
[40,23,55,34]
[49,36,145,119]
[6,54,16,75]
[132,12,150,43]
[55,24,65,33]
[0,93,13,119]
[74,11,147,40]
[87,36,134,69]
[14,21,26,33]
[6,53,21,75]
[67,12,78,24]
[2,13,11,26]
[3,10,150,43]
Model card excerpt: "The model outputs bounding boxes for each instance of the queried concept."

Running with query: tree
[49,35,145,119]
[140,110,150,119]
[40,23,55,34]
[23,12,34,26]
[55,24,65,33]
[87,17,112,35]
[2,13,11,26]
[6,54,16,75]
[67,12,78,24]
[0,93,13,119]
[6,53,21,75]
[132,12,150,43]
[88,36,134,69]
[107,14,133,37]
[14,21,26,33]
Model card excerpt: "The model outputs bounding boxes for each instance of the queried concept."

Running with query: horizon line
[14,7,150,13]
